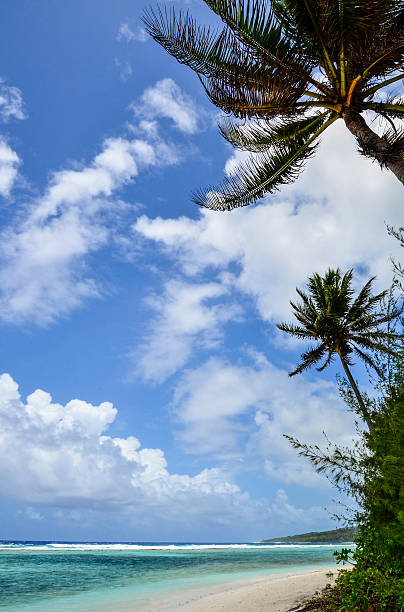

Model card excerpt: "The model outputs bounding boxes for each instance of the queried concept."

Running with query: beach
[152,567,336,612]
[0,543,343,612]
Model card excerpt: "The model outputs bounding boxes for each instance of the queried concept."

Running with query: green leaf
[218,111,329,151]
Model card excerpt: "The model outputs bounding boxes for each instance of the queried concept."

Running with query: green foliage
[277,268,402,429]
[278,268,401,378]
[262,526,357,543]
[144,0,404,209]
[335,396,403,609]
[288,387,404,611]
[284,286,403,610]
[335,525,404,610]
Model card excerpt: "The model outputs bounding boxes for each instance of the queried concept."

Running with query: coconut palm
[143,0,404,210]
[277,268,402,430]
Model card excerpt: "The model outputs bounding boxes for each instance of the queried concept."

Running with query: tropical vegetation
[284,286,403,610]
[144,0,404,210]
[144,2,404,609]
[277,268,402,430]
[262,526,358,543]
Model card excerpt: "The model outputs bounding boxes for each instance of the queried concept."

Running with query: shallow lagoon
[0,542,351,611]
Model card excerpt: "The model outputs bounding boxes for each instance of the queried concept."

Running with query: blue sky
[0,0,402,542]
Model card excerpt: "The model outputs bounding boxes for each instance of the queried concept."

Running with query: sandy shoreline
[150,567,337,612]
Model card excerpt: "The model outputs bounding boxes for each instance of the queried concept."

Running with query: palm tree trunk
[343,110,404,186]
[339,357,374,431]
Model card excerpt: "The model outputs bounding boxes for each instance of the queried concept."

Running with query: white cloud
[0,372,294,531]
[114,58,133,82]
[0,78,27,122]
[0,372,332,534]
[117,23,148,43]
[173,354,357,487]
[132,78,202,134]
[134,121,403,326]
[18,506,44,521]
[0,78,200,326]
[0,128,179,325]
[0,137,137,324]
[0,79,25,196]
[0,138,20,197]
[136,280,241,382]
[224,148,250,177]
[269,489,324,527]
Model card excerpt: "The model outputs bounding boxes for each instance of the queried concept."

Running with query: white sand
[151,567,337,612]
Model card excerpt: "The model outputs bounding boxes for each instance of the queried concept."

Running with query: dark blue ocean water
[0,541,350,611]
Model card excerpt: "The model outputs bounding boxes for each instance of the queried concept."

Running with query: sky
[0,0,402,542]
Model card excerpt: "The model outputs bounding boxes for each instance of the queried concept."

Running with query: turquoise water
[0,542,349,611]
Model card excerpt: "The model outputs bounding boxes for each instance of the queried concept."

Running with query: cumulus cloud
[0,138,20,197]
[136,280,241,382]
[0,78,203,326]
[0,80,26,196]
[0,372,328,532]
[173,354,357,486]
[132,78,203,134]
[134,121,402,328]
[0,79,27,122]
[117,23,148,43]
[0,126,180,325]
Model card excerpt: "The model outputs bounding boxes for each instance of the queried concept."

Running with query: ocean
[0,541,352,611]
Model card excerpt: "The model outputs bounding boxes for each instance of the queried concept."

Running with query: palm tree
[143,0,404,210]
[277,268,402,430]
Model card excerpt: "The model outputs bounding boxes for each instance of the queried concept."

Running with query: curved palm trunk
[339,357,374,431]
[343,110,404,186]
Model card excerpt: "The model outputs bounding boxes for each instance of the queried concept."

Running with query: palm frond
[291,289,318,325]
[308,270,332,311]
[276,322,315,340]
[218,112,329,151]
[289,343,327,376]
[363,99,404,119]
[346,276,376,320]
[363,73,404,98]
[337,0,403,50]
[317,349,335,372]
[350,310,402,331]
[356,38,404,80]
[325,268,354,316]
[203,0,314,70]
[353,345,384,378]
[199,70,310,119]
[349,334,402,357]
[275,0,339,82]
[143,7,266,84]
[194,134,319,210]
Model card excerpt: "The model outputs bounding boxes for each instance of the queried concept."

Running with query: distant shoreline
[261,526,357,544]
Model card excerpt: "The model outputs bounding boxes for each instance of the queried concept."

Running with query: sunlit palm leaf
[146,0,404,201]
[194,136,318,210]
[143,8,261,81]
[218,112,329,151]
[204,0,314,71]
